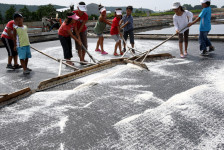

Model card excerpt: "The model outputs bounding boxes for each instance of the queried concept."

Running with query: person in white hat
[58,12,82,66]
[73,2,89,63]
[94,4,112,55]
[172,2,193,58]
[110,8,123,56]
[188,0,215,56]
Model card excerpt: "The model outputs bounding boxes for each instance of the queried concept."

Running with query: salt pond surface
[138,24,224,34]
[0,39,223,149]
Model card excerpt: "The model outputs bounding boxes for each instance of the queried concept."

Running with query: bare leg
[131,43,134,48]
[179,42,184,57]
[20,59,27,71]
[114,42,118,54]
[100,37,104,52]
[96,38,100,50]
[184,41,188,54]
[8,56,13,65]
[123,40,126,50]
[78,49,83,61]
[13,55,19,66]
[66,58,71,65]
[82,50,86,61]
[118,40,122,53]
[25,58,29,68]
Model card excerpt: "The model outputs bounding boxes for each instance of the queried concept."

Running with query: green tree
[222,6,224,8]
[37,4,56,20]
[5,5,16,21]
[0,11,3,24]
[210,5,217,8]
[30,11,39,21]
[20,6,31,21]
[183,4,193,10]
[194,5,203,10]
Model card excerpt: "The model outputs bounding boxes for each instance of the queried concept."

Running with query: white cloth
[200,0,210,3]
[173,10,193,33]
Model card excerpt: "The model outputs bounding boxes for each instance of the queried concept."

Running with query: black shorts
[59,35,73,59]
[74,31,88,51]
[123,29,134,44]
[178,29,189,43]
[1,37,18,56]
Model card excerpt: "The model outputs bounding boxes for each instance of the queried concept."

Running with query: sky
[0,0,223,11]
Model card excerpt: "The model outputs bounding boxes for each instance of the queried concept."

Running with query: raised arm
[121,21,129,29]
[188,17,200,27]
[100,16,112,26]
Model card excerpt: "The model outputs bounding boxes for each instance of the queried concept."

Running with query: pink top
[58,22,76,37]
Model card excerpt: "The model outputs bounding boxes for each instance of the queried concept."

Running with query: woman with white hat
[73,2,88,64]
[172,2,193,58]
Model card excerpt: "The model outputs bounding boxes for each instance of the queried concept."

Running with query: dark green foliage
[5,6,16,21]
[183,4,194,10]
[20,6,31,21]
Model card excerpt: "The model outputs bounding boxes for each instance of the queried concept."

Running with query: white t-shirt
[173,10,193,33]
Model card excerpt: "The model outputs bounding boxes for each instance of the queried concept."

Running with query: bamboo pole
[31,46,80,70]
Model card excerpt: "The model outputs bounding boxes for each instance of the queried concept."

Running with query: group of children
[1,0,215,75]
[58,2,135,66]
[94,5,135,56]
[1,13,31,74]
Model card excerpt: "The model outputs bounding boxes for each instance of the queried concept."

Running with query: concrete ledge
[1,33,223,48]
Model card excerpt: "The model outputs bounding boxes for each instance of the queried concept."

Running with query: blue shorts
[97,33,103,37]
[17,45,32,60]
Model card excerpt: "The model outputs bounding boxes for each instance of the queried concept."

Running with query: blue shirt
[199,7,211,31]
[122,15,134,32]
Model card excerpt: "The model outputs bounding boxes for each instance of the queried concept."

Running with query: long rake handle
[140,33,178,63]
[81,44,97,63]
[132,26,188,63]
[31,46,80,70]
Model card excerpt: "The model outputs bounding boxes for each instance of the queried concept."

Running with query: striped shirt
[1,20,15,39]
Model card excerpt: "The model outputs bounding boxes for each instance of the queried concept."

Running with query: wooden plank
[0,88,31,103]
[37,60,121,91]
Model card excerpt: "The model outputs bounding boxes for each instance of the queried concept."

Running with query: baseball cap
[200,0,211,3]
[13,13,23,20]
[172,2,181,9]
[68,13,80,20]
[78,5,87,12]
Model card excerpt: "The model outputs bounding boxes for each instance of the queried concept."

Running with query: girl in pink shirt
[58,12,82,66]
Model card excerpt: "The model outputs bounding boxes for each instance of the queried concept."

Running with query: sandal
[114,53,119,56]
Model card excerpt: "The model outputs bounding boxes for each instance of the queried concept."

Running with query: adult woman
[173,2,193,58]
[73,2,88,63]
[58,12,82,65]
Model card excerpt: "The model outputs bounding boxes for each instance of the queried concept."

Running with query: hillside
[0,3,153,18]
[86,3,153,15]
[0,3,66,17]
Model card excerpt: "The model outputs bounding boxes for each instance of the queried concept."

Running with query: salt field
[138,24,224,35]
[0,38,224,149]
